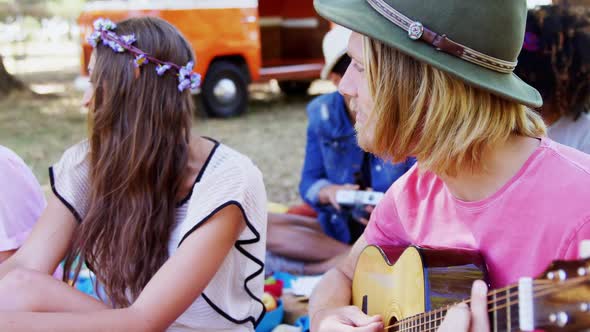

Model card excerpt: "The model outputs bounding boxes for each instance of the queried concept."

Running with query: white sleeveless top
[49,139,268,332]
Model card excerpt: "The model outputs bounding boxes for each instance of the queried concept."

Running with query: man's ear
[134,66,140,79]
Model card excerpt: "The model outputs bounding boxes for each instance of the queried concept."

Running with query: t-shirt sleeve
[49,142,91,223]
[0,147,46,251]
[363,187,407,246]
[179,159,267,245]
[560,217,590,260]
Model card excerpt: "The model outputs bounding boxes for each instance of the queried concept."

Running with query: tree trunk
[0,54,25,97]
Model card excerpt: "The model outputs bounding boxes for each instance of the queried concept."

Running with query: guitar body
[352,245,487,327]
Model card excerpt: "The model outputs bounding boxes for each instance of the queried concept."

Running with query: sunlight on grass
[0,91,87,187]
[0,72,310,204]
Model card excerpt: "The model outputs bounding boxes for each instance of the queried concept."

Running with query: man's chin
[355,130,374,153]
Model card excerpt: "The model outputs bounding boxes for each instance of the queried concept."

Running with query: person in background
[0,146,46,264]
[266,26,415,275]
[516,5,590,153]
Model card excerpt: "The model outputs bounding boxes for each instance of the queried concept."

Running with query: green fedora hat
[314,0,543,108]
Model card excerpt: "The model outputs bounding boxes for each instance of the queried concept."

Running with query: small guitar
[352,246,590,331]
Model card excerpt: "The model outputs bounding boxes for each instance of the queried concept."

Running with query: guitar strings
[385,276,588,332]
[382,275,589,331]
[384,280,578,332]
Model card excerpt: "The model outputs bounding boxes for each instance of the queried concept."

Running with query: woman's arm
[0,195,77,279]
[0,203,246,332]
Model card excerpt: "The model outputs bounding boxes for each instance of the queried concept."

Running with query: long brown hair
[63,17,194,307]
[363,37,546,176]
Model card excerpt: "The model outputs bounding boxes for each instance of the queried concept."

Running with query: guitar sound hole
[388,317,399,331]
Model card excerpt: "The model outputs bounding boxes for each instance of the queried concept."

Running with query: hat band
[366,0,517,74]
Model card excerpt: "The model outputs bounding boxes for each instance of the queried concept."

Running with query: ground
[0,58,334,205]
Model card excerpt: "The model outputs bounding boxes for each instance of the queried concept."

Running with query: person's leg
[302,252,348,275]
[268,213,322,231]
[267,213,350,262]
[266,250,349,275]
[0,268,108,312]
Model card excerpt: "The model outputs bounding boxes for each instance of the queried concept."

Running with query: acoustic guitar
[352,245,590,331]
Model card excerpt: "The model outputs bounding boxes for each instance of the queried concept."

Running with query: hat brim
[314,0,543,108]
[321,49,348,80]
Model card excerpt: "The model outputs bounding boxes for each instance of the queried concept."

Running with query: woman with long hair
[0,17,267,331]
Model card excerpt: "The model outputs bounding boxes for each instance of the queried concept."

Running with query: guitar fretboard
[389,285,520,332]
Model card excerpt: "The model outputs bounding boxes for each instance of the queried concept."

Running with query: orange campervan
[77,0,330,117]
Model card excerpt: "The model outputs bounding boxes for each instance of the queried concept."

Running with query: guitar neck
[393,285,521,332]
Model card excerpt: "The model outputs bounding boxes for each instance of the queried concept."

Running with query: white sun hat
[321,25,353,80]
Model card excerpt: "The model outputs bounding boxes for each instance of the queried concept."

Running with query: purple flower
[178,61,194,81]
[87,31,101,48]
[156,64,172,76]
[101,32,117,46]
[190,73,201,89]
[93,18,117,32]
[120,34,136,46]
[178,78,191,92]
[94,17,117,31]
[107,40,125,53]
[134,54,148,68]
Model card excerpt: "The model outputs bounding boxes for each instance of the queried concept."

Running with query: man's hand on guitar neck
[438,280,490,332]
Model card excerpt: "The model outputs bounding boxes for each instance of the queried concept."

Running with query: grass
[0,90,87,190]
[0,68,325,204]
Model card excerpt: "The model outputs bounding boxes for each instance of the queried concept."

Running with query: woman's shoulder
[49,141,92,222]
[53,140,90,169]
[205,141,263,182]
[180,141,267,237]
[0,145,21,162]
[0,145,41,191]
[184,140,265,209]
[0,145,28,173]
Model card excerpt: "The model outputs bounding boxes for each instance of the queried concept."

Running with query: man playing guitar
[309,0,590,331]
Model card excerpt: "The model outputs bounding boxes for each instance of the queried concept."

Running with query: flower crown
[87,18,201,92]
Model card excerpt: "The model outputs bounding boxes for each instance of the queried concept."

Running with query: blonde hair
[363,37,546,175]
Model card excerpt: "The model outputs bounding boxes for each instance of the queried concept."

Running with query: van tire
[278,80,311,95]
[201,61,248,118]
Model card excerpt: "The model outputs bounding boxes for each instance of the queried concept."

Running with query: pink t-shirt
[365,138,590,288]
[0,146,46,251]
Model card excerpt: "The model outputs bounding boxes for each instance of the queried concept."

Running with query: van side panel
[160,8,260,81]
[78,6,261,80]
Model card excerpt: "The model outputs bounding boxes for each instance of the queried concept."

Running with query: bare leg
[267,213,350,262]
[268,213,323,231]
[0,268,108,312]
[303,252,348,275]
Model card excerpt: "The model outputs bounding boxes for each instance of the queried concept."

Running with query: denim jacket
[299,92,416,243]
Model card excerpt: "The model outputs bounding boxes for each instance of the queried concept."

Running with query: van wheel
[201,61,248,118]
[278,80,311,95]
